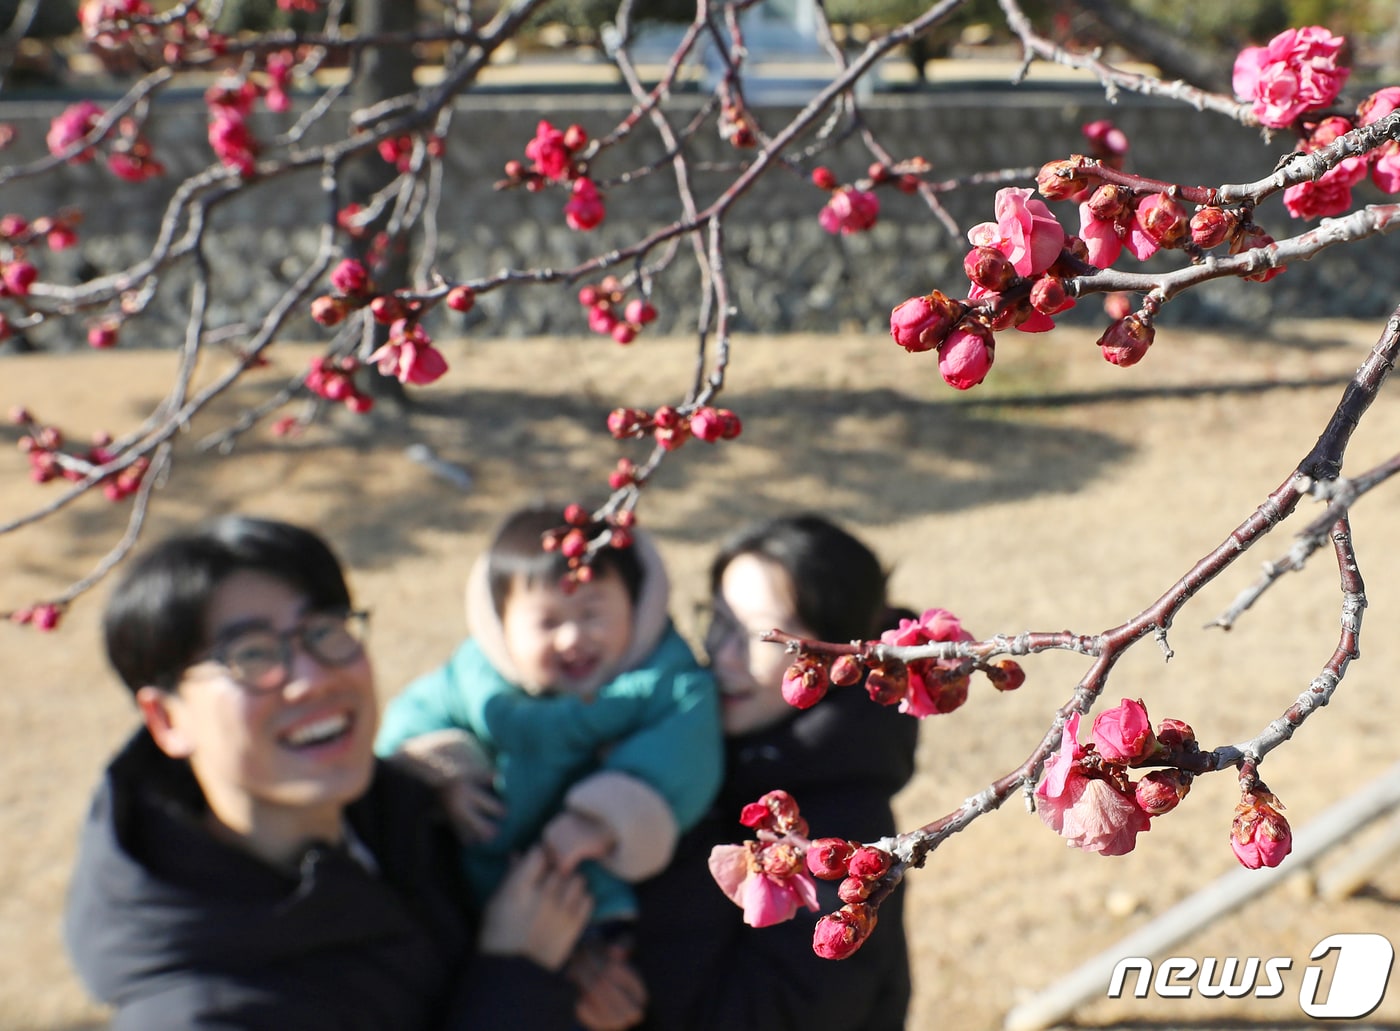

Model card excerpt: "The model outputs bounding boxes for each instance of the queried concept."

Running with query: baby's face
[501,566,634,697]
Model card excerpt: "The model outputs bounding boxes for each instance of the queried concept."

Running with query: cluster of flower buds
[500,120,605,232]
[9,600,62,632]
[780,608,1023,719]
[606,403,741,453]
[1035,701,1203,858]
[806,839,895,959]
[1230,784,1293,869]
[578,276,657,344]
[377,133,445,174]
[811,159,924,236]
[305,354,373,413]
[13,410,149,500]
[0,210,80,254]
[204,77,264,177]
[81,0,230,65]
[718,98,758,149]
[541,503,638,591]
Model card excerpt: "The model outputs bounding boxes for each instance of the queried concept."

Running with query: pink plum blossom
[1036,713,1152,856]
[47,101,104,162]
[1091,698,1157,764]
[968,187,1065,276]
[1371,143,1400,194]
[1232,26,1349,129]
[819,186,879,235]
[709,841,820,928]
[368,320,448,385]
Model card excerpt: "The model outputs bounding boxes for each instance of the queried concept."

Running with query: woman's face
[140,570,379,858]
[707,553,813,737]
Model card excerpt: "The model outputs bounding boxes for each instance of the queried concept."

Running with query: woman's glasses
[200,611,369,693]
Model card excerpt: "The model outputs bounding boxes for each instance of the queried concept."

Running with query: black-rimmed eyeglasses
[197,610,370,693]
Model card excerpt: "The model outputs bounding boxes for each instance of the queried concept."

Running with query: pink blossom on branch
[937,323,995,390]
[367,321,449,386]
[1035,713,1152,856]
[818,186,879,235]
[967,187,1064,277]
[47,101,104,162]
[1232,26,1350,129]
[1090,697,1158,764]
[709,840,820,928]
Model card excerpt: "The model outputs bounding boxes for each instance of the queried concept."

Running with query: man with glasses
[65,515,595,1030]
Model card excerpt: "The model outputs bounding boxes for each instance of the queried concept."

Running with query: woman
[631,514,920,1030]
[66,515,594,1030]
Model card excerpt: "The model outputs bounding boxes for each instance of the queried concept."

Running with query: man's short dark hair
[103,516,352,694]
[486,505,643,615]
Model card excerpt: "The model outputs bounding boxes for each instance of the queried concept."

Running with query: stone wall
[2,83,1397,349]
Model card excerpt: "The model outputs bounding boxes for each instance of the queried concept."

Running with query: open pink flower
[1037,713,1152,855]
[969,188,1065,277]
[1091,698,1157,764]
[818,187,879,235]
[709,840,820,927]
[1232,26,1349,129]
[368,321,448,385]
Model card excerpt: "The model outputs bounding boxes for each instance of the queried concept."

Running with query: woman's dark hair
[486,504,644,615]
[709,513,890,643]
[103,516,352,694]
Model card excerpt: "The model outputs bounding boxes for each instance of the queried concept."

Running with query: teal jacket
[376,624,721,920]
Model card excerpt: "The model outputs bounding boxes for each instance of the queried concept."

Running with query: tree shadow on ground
[0,367,1358,587]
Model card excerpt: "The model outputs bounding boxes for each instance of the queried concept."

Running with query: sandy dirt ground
[3,320,1400,1031]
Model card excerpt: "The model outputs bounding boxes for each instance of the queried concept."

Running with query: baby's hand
[387,729,504,844]
[543,810,616,874]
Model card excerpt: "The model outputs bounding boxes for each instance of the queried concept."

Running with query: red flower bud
[611,323,636,345]
[1086,184,1131,222]
[806,838,856,880]
[864,660,908,706]
[1029,276,1073,315]
[889,291,961,353]
[812,904,877,960]
[1036,157,1099,201]
[624,298,657,325]
[1156,717,1197,751]
[782,654,830,710]
[1097,315,1154,368]
[310,295,347,326]
[560,529,587,559]
[329,258,370,296]
[829,654,864,687]
[964,246,1017,291]
[1137,193,1189,248]
[717,409,742,439]
[606,408,648,438]
[445,285,475,313]
[987,658,1025,691]
[1135,769,1193,816]
[846,846,893,880]
[369,294,405,324]
[1231,789,1293,869]
[563,503,589,526]
[608,458,637,489]
[837,876,873,904]
[811,166,837,190]
[1189,206,1236,249]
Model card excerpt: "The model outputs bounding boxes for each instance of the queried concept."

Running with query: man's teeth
[285,714,350,746]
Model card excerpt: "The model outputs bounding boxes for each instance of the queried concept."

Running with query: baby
[376,504,721,925]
